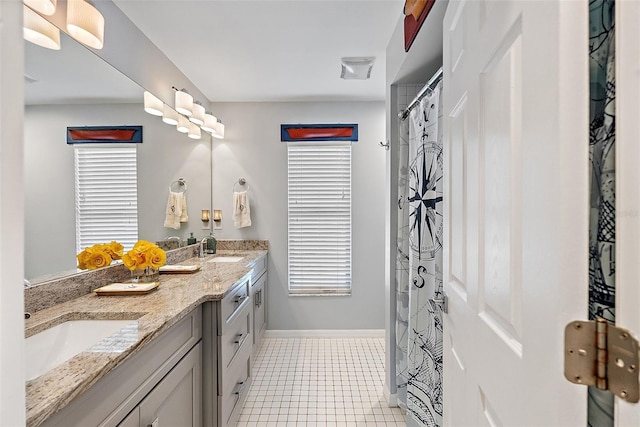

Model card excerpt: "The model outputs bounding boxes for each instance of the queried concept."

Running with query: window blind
[287,144,352,295]
[74,147,139,253]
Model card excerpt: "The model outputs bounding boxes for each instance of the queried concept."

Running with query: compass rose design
[408,141,443,260]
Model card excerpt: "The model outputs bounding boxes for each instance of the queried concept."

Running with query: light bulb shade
[175,90,193,116]
[212,121,225,139]
[162,104,179,125]
[24,0,57,16]
[143,91,163,116]
[177,115,190,133]
[201,210,210,222]
[23,5,60,50]
[213,210,222,221]
[66,0,105,50]
[201,113,218,133]
[188,122,201,139]
[189,102,205,125]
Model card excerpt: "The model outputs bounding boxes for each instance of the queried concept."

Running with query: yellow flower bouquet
[122,240,166,283]
[77,241,124,270]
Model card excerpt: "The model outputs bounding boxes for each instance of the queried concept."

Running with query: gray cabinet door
[252,272,266,352]
[139,342,202,427]
[117,408,139,427]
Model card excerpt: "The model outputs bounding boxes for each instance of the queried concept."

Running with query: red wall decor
[66,126,143,144]
[404,0,436,52]
[281,124,358,142]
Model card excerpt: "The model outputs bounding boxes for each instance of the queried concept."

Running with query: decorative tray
[159,264,201,274]
[94,282,159,296]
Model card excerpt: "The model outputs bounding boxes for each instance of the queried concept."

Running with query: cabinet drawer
[218,276,250,335]
[218,305,251,371]
[218,328,252,396]
[218,349,251,427]
[249,254,267,283]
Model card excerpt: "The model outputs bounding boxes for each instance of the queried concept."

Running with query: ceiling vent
[340,57,375,80]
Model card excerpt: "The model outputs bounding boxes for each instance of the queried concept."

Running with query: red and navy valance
[66,126,143,144]
[281,124,358,142]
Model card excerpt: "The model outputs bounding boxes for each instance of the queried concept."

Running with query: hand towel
[163,191,182,229]
[233,191,252,228]
[177,192,188,222]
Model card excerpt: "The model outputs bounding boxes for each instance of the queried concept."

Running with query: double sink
[26,253,247,381]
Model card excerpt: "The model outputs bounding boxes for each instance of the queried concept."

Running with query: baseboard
[384,389,399,408]
[264,329,385,338]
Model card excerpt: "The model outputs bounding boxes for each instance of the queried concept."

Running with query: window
[287,144,352,295]
[74,146,139,253]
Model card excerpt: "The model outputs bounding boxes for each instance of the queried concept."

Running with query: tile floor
[237,337,406,427]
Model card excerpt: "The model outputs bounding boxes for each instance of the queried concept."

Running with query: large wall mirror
[24,30,213,284]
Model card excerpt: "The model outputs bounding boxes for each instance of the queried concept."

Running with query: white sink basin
[207,256,244,263]
[25,319,136,381]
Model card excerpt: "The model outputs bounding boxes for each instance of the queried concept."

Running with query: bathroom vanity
[25,248,268,427]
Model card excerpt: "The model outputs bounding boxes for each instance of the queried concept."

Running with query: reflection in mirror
[24,32,213,284]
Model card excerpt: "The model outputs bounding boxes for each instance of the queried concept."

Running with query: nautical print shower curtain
[588,0,615,425]
[406,83,444,426]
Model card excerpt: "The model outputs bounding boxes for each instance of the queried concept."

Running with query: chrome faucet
[199,237,208,259]
[166,235,182,247]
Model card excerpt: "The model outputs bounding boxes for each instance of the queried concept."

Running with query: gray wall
[24,103,212,280]
[211,101,386,330]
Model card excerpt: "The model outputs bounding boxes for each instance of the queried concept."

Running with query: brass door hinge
[564,318,640,403]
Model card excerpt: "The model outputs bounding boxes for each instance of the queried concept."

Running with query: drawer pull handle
[234,380,246,395]
[255,290,261,307]
[234,333,245,344]
[235,295,248,305]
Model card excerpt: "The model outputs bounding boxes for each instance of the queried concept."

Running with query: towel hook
[379,141,390,150]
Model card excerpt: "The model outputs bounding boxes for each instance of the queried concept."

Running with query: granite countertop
[25,249,267,427]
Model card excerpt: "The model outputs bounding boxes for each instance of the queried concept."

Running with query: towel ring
[169,178,187,193]
[232,177,250,192]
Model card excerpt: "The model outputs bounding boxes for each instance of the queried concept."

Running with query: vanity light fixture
[211,119,225,139]
[161,104,179,126]
[66,0,105,50]
[201,113,218,133]
[213,210,222,229]
[201,209,211,222]
[23,5,61,50]
[176,115,190,133]
[189,101,205,126]
[143,91,163,117]
[187,122,201,140]
[173,88,193,116]
[24,0,56,16]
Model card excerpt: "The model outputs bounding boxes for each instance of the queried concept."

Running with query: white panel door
[615,1,640,425]
[442,1,590,425]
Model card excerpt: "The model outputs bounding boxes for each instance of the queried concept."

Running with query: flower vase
[131,267,160,283]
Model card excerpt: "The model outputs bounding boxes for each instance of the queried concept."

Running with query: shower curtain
[588,0,615,425]
[395,81,444,427]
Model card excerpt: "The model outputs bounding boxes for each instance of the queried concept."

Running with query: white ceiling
[112,0,405,103]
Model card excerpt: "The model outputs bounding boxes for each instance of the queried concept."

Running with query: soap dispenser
[206,233,217,254]
[187,232,196,245]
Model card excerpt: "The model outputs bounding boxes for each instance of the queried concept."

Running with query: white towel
[164,191,182,229]
[177,192,188,222]
[233,191,252,228]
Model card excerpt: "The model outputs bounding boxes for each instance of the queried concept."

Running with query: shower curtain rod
[398,67,443,121]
